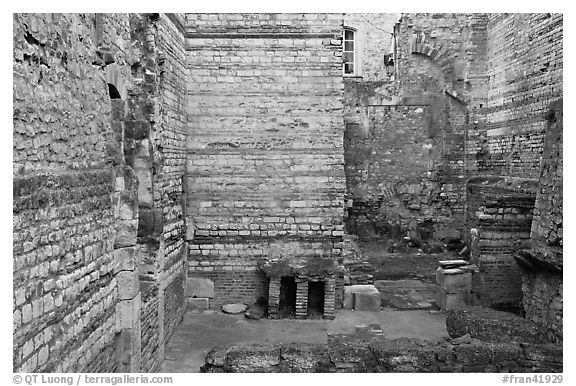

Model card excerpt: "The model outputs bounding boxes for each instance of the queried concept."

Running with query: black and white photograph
[10,4,565,383]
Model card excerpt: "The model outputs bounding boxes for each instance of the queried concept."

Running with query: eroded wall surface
[13,13,188,373]
[185,13,346,308]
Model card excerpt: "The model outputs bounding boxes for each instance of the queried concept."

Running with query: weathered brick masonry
[344,14,488,242]
[185,14,346,309]
[342,13,562,318]
[13,13,188,372]
[13,12,563,372]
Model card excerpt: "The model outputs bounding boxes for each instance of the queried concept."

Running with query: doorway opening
[307,281,325,319]
[278,276,296,318]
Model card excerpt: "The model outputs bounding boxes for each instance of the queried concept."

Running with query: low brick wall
[201,337,562,373]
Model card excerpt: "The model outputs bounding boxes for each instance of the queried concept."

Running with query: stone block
[343,288,354,310]
[439,270,472,294]
[117,270,140,300]
[114,246,140,271]
[118,292,141,329]
[436,290,467,311]
[185,278,214,298]
[348,284,379,294]
[117,191,139,220]
[187,297,209,310]
[115,219,138,248]
[354,292,381,311]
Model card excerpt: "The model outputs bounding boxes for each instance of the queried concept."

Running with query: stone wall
[185,13,346,308]
[13,13,128,373]
[343,14,489,242]
[465,178,537,312]
[344,104,454,240]
[482,14,563,178]
[202,338,562,373]
[13,13,188,373]
[514,100,563,341]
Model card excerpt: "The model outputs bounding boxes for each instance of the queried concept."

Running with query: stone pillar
[295,278,308,319]
[113,166,142,372]
[267,277,280,319]
[324,277,336,320]
[436,266,472,311]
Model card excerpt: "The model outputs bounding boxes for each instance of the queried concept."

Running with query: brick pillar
[295,278,308,319]
[324,277,336,320]
[268,277,280,319]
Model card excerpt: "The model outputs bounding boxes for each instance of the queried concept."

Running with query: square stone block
[186,278,214,298]
[118,292,141,329]
[436,289,467,311]
[187,297,209,310]
[439,271,472,294]
[117,270,140,300]
[354,292,381,311]
[115,219,138,248]
[114,246,140,271]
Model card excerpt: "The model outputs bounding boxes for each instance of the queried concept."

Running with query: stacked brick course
[13,13,188,373]
[185,13,346,308]
[483,14,562,178]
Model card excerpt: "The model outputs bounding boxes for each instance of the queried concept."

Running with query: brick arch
[409,32,468,106]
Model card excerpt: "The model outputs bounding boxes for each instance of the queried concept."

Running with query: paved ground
[161,308,448,373]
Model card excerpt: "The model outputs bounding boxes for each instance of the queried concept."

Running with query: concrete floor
[161,308,448,373]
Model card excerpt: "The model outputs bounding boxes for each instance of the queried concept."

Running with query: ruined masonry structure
[13,13,562,373]
[185,14,346,316]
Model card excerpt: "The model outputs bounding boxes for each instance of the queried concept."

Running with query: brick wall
[140,282,160,372]
[185,13,346,307]
[13,13,188,373]
[12,13,129,373]
[530,100,562,246]
[466,179,537,311]
[483,14,563,178]
[344,104,454,239]
[515,100,563,341]
[343,14,489,241]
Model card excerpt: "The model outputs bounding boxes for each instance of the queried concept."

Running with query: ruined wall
[466,178,537,312]
[122,13,188,372]
[531,101,562,247]
[483,14,563,178]
[13,13,128,372]
[185,13,346,308]
[344,105,453,240]
[202,338,562,373]
[154,12,188,351]
[344,14,488,242]
[464,15,563,316]
[515,100,563,340]
[396,14,489,217]
[13,13,188,373]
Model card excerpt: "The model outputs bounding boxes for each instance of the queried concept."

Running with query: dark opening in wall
[108,83,121,99]
[307,281,325,319]
[278,276,296,318]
